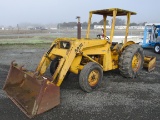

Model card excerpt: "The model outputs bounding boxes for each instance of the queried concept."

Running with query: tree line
[57,18,146,29]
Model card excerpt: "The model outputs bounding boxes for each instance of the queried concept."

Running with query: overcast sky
[1,0,160,26]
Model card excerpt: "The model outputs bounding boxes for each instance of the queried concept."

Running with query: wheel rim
[155,46,160,52]
[88,70,99,87]
[132,53,142,72]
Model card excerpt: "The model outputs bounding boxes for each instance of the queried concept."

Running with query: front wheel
[154,44,160,53]
[79,62,103,92]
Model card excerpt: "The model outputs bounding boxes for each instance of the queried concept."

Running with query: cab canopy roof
[90,8,136,16]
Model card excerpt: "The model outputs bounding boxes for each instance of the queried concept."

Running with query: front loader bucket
[3,62,60,118]
[143,56,156,72]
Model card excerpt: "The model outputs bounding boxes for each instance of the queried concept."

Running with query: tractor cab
[86,8,136,45]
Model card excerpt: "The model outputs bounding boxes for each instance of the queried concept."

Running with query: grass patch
[0,36,56,45]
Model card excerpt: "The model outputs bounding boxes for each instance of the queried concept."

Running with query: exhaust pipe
[76,16,81,39]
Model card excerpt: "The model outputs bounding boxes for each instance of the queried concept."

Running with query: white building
[94,25,111,29]
[94,25,144,30]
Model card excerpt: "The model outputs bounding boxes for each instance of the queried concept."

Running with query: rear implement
[143,56,156,72]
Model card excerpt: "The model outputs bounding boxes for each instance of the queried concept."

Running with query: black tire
[50,57,59,75]
[79,62,103,92]
[50,57,70,79]
[50,57,70,78]
[119,44,144,78]
[154,44,160,53]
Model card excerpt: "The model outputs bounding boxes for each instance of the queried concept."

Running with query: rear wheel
[79,62,103,92]
[119,44,144,78]
[154,44,160,53]
[50,57,70,78]
[50,57,59,75]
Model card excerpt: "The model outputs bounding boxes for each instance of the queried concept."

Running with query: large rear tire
[119,44,144,78]
[79,62,103,92]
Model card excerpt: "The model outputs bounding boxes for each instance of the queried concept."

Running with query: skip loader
[3,8,156,118]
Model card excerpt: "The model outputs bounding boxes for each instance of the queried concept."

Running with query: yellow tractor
[3,8,156,118]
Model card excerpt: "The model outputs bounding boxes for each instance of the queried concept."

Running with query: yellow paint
[110,9,117,44]
[124,13,131,44]
[143,56,156,71]
[88,70,99,87]
[70,56,82,74]
[132,53,141,72]
[86,12,92,39]
[120,41,135,52]
[103,15,107,40]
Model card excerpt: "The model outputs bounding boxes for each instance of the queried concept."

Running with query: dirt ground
[0,44,160,120]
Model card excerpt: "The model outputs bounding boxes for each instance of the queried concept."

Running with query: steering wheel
[106,36,110,40]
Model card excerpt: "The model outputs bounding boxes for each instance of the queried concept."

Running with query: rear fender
[120,41,135,52]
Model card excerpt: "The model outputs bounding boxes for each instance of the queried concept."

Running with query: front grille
[59,41,70,49]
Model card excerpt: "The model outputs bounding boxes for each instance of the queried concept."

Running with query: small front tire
[79,62,103,92]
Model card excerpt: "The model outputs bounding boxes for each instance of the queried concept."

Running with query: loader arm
[51,45,78,86]
[36,43,57,75]
[35,42,80,86]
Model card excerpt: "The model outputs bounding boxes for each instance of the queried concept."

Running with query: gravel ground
[0,44,160,120]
